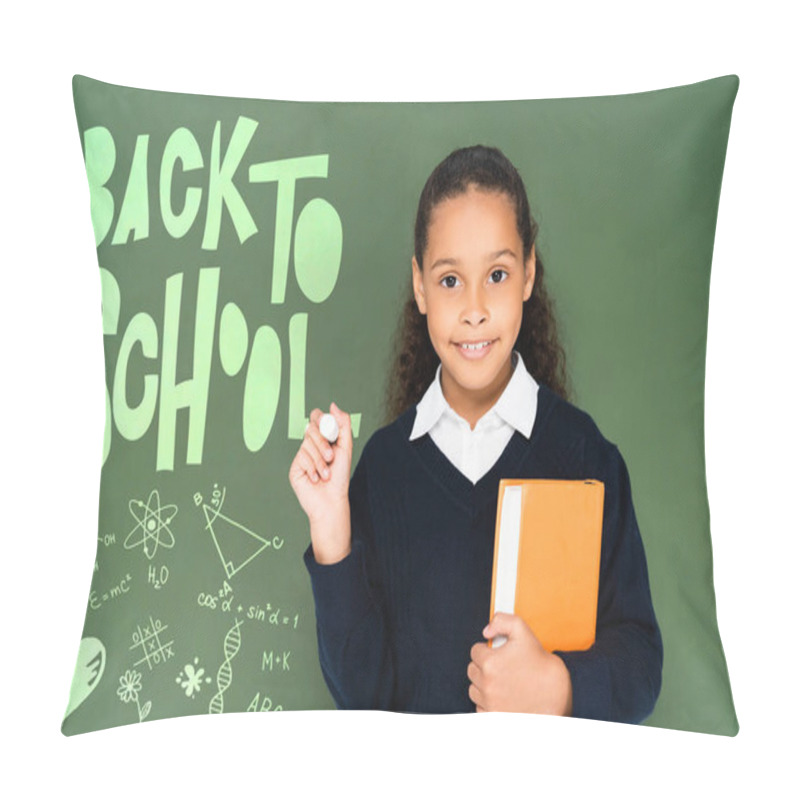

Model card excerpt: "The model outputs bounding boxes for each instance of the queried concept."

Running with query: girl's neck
[440,355,515,431]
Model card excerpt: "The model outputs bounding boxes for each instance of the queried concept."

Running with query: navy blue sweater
[303,383,663,723]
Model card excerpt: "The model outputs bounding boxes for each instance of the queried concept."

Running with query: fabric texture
[304,383,663,723]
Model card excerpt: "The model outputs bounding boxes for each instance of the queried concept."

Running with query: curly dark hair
[382,144,572,426]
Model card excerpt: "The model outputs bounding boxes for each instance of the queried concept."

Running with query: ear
[412,256,427,315]
[523,245,536,302]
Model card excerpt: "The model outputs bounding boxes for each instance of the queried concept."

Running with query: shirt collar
[409,349,539,440]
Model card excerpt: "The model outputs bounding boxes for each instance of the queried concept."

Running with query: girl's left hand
[467,612,573,715]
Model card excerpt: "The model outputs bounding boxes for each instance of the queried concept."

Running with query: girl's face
[411,186,535,425]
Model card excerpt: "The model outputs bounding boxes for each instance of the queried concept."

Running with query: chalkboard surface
[63,74,738,735]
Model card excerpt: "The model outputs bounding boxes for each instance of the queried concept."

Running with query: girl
[288,145,662,723]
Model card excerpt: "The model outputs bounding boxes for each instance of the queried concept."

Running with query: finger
[470,642,489,666]
[468,682,484,709]
[295,448,321,484]
[466,660,482,687]
[301,436,331,481]
[328,403,353,455]
[289,448,319,485]
[484,611,520,641]
[300,437,331,482]
[304,414,336,464]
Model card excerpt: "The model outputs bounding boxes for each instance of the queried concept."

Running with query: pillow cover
[63,74,739,736]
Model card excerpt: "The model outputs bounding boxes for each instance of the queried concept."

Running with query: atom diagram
[124,489,177,560]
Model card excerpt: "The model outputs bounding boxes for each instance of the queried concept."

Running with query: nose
[459,283,489,326]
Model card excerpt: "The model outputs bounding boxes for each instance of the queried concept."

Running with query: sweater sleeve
[553,444,663,724]
[302,447,396,710]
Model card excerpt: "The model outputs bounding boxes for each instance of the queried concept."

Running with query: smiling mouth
[454,338,497,351]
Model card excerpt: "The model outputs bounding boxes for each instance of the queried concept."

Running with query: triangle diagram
[203,503,270,579]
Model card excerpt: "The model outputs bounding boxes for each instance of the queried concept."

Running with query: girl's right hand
[288,401,353,524]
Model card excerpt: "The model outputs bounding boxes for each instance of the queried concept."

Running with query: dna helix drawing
[208,618,243,714]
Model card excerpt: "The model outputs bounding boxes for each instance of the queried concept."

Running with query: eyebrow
[430,249,518,272]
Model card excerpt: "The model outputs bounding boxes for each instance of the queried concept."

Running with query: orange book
[489,479,605,652]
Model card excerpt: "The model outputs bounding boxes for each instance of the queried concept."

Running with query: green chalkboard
[63,74,738,735]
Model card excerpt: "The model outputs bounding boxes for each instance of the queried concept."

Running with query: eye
[490,269,509,284]
[440,275,460,289]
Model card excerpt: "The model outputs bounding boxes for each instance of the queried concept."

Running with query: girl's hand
[288,402,354,524]
[467,612,573,715]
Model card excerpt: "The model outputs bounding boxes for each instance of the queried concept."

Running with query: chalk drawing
[147,564,170,590]
[129,616,175,670]
[63,637,106,718]
[117,669,151,723]
[208,617,242,714]
[196,483,277,579]
[88,573,132,610]
[247,692,283,712]
[124,489,177,560]
[176,657,212,698]
[261,650,291,672]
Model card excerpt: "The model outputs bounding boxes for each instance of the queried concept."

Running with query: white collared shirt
[409,349,539,484]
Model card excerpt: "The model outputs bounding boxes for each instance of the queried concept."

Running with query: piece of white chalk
[319,413,339,443]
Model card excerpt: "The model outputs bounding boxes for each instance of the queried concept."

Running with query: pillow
[63,74,739,736]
